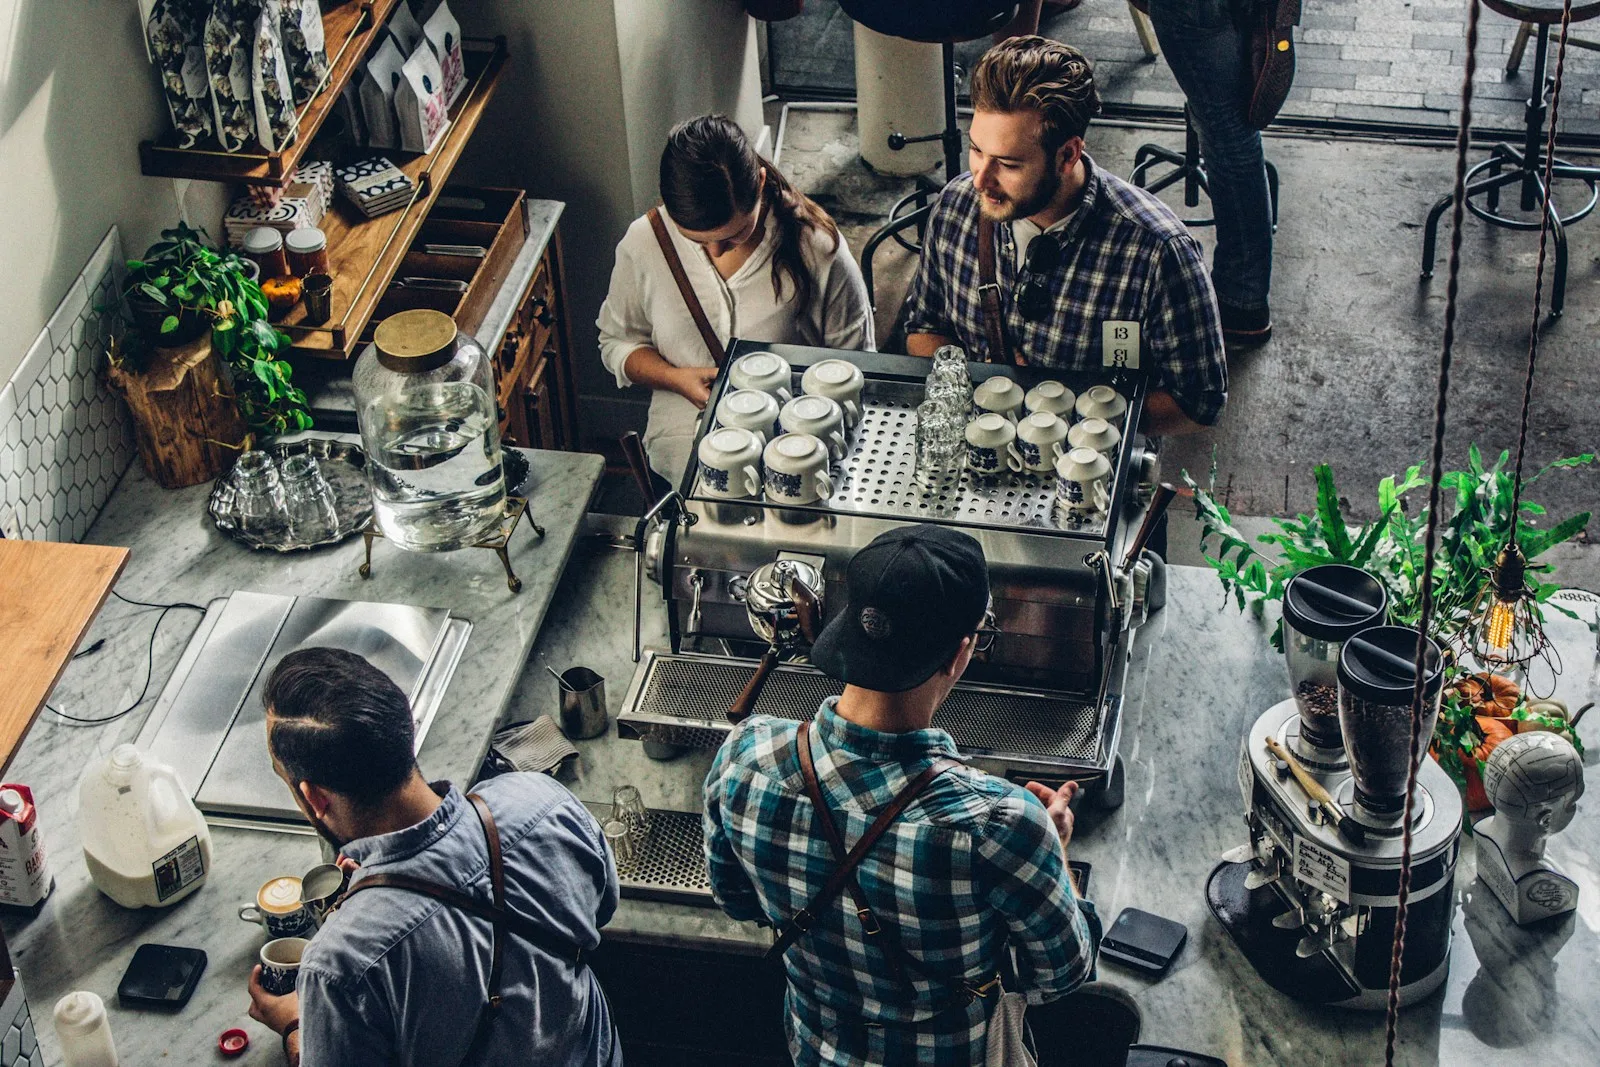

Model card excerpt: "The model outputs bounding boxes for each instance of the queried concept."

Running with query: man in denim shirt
[245,648,621,1066]
[704,526,1098,1066]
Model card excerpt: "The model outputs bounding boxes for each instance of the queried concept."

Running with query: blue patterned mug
[964,413,1024,476]
[762,433,834,505]
[258,936,309,996]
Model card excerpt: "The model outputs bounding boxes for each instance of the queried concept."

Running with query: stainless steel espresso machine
[608,342,1166,902]
[1210,565,1463,1009]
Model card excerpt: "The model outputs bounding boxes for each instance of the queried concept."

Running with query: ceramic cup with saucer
[1015,412,1070,473]
[1074,384,1128,426]
[729,351,793,404]
[1024,380,1076,420]
[1055,446,1112,514]
[697,427,763,498]
[800,358,865,427]
[715,388,781,445]
[1067,416,1122,460]
[763,432,834,504]
[779,395,848,461]
[973,376,1025,422]
[964,413,1024,476]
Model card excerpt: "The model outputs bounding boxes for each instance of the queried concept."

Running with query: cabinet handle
[497,403,508,423]
[532,297,554,327]
[500,329,521,371]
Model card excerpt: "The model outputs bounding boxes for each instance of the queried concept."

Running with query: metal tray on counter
[209,441,530,552]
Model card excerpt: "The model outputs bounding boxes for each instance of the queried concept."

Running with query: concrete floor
[774,107,1599,591]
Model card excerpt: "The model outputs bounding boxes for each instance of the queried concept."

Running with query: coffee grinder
[1209,566,1463,1009]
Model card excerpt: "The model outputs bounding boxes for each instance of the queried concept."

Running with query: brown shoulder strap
[766,724,955,965]
[648,207,727,367]
[976,215,1013,366]
[468,794,507,1011]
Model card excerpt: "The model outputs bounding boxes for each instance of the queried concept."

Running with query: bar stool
[847,1,1020,308]
[1421,0,1600,317]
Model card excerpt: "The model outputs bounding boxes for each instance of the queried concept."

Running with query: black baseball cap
[810,525,991,693]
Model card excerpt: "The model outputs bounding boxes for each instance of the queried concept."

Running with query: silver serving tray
[209,438,373,552]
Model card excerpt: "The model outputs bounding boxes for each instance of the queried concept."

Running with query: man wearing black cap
[703,525,1098,1066]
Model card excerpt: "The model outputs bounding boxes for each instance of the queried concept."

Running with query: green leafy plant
[108,223,311,436]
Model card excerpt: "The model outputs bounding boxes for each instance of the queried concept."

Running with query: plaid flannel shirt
[703,700,1098,1067]
[902,155,1228,426]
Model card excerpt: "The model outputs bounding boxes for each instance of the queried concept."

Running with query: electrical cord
[45,593,206,727]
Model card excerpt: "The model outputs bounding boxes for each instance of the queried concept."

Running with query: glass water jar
[1282,565,1388,750]
[353,309,506,551]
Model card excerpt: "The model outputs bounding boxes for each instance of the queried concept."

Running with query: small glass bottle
[285,227,329,277]
[242,227,289,280]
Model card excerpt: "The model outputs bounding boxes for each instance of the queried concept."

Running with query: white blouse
[597,207,875,482]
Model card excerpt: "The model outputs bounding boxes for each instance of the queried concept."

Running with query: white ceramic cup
[697,427,763,499]
[763,433,834,504]
[715,388,782,446]
[973,376,1025,422]
[1055,446,1112,513]
[779,395,848,461]
[1067,416,1123,460]
[964,413,1024,475]
[729,351,793,404]
[1075,384,1128,426]
[1015,411,1070,473]
[1024,380,1076,420]
[800,359,865,427]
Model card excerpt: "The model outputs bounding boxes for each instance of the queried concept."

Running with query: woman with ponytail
[599,114,874,486]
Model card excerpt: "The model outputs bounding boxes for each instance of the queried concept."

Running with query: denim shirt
[297,776,621,1067]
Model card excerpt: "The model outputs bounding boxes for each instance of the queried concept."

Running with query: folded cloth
[492,715,579,774]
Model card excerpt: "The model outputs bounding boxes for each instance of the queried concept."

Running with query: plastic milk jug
[78,745,212,908]
[0,784,53,908]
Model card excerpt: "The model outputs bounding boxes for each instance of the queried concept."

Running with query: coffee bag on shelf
[251,1,298,153]
[395,42,448,153]
[422,0,464,108]
[145,0,213,148]
[278,0,329,106]
[386,0,424,54]
[203,0,256,152]
[358,31,406,150]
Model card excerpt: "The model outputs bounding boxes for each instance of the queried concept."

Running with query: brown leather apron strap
[468,794,507,1012]
[976,215,1016,366]
[647,206,727,367]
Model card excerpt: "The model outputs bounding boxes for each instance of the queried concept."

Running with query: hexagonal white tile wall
[1,226,134,543]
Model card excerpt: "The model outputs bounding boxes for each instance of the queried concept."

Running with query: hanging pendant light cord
[1510,3,1575,528]
[1384,0,1483,1058]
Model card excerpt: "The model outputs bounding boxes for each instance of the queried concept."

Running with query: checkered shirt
[703,699,1098,1066]
[902,155,1228,426]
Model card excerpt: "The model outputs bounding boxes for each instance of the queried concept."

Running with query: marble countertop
[2,445,602,1066]
[531,541,1600,1066]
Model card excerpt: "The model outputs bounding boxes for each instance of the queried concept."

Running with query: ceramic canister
[715,388,782,445]
[1055,446,1112,513]
[973,376,1025,422]
[1024,380,1075,420]
[763,433,834,504]
[1015,412,1070,473]
[800,359,865,427]
[964,413,1024,476]
[1074,384,1128,426]
[1067,416,1122,460]
[779,395,848,461]
[697,427,763,499]
[728,351,793,404]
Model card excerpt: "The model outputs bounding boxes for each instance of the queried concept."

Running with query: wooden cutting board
[0,539,129,775]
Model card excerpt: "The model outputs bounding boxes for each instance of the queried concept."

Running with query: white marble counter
[2,447,602,1065]
[532,542,1600,1066]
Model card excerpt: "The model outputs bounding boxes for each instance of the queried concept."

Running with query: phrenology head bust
[1483,732,1585,834]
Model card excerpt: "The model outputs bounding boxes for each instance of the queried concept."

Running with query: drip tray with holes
[583,803,713,905]
[615,651,1116,782]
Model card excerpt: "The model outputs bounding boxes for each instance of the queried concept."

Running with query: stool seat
[838,0,1018,44]
[1482,0,1600,25]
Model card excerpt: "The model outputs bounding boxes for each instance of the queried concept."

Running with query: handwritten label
[1293,834,1351,904]
[1102,320,1141,370]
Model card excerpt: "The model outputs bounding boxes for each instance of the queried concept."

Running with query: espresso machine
[608,343,1165,900]
[1210,565,1463,1008]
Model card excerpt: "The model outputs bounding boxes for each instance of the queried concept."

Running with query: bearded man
[903,36,1227,436]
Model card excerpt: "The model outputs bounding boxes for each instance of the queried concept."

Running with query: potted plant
[119,223,255,349]
[1183,447,1593,806]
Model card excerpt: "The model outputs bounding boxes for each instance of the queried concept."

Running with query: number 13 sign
[1101,320,1140,370]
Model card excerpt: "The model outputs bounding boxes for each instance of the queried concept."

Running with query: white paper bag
[358,32,406,150]
[395,43,448,153]
[422,0,465,108]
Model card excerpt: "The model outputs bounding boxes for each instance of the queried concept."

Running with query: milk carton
[0,784,53,910]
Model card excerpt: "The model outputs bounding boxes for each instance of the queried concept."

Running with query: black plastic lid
[1337,625,1444,705]
[1283,565,1388,643]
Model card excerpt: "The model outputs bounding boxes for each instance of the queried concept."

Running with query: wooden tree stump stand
[107,336,248,489]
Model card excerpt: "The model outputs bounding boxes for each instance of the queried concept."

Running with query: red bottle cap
[219,1029,249,1056]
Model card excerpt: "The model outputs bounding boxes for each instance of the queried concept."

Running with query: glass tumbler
[281,454,339,543]
[603,819,638,872]
[233,451,287,534]
[931,345,971,392]
[915,399,964,487]
[925,374,971,421]
[611,784,652,837]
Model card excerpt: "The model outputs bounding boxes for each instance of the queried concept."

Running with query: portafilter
[728,559,823,723]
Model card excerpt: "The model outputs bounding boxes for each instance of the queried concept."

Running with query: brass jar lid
[374,309,458,373]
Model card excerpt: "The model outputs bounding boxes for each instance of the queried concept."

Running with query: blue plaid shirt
[704,700,1098,1066]
[903,155,1228,426]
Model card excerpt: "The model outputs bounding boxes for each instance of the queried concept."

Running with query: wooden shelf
[139,0,401,185]
[282,38,508,362]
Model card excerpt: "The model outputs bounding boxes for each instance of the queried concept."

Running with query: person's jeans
[1146,0,1274,313]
